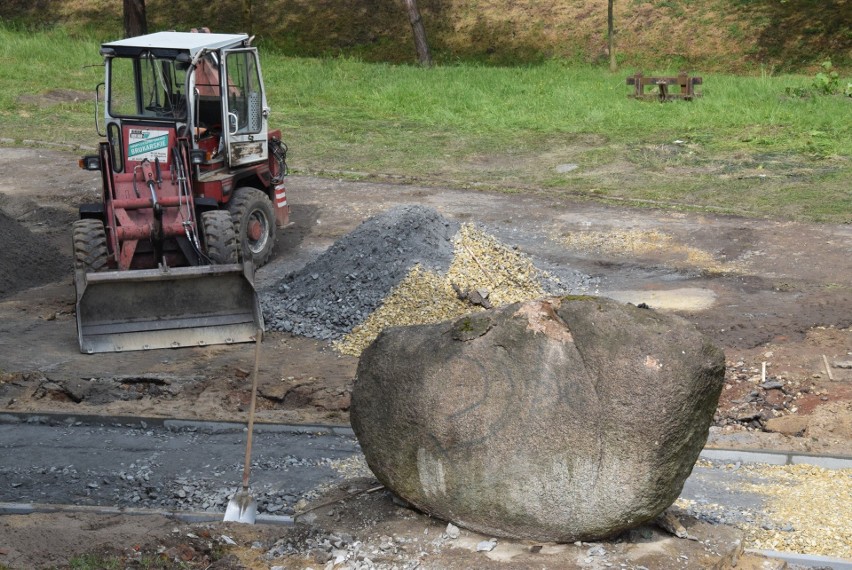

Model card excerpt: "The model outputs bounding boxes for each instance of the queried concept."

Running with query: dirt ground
[0,146,850,568]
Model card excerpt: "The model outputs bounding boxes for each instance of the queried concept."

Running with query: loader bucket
[74,263,264,353]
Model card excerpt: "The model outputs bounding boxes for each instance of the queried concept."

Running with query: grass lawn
[1,26,849,222]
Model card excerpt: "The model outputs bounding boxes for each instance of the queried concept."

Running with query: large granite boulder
[351,296,725,542]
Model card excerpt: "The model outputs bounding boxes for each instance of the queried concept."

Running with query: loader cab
[100,32,269,175]
[191,48,270,169]
[107,53,188,121]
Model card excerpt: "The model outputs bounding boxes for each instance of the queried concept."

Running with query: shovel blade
[224,492,257,524]
[74,263,263,353]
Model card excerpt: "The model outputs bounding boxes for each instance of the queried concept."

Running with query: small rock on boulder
[351,296,725,542]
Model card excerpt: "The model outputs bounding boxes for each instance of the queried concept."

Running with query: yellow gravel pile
[740,463,852,559]
[334,224,547,356]
[677,461,852,559]
[557,228,740,274]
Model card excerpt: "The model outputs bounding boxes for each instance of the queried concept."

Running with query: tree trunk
[243,0,253,36]
[404,0,433,67]
[123,0,147,38]
[608,0,617,71]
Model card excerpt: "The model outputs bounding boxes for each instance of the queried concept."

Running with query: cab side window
[225,51,263,134]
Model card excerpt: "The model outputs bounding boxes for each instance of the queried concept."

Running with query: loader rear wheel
[72,219,108,273]
[201,210,239,264]
[228,187,276,267]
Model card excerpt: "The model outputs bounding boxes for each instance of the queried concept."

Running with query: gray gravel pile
[262,205,598,343]
[262,205,459,340]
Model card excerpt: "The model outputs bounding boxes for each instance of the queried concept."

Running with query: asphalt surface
[0,415,360,517]
[2,413,852,568]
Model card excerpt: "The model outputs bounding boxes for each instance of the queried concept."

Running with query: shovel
[224,329,263,523]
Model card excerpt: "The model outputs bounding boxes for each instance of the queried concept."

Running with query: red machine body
[74,30,290,353]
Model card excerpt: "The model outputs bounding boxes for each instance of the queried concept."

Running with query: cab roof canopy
[101,32,249,59]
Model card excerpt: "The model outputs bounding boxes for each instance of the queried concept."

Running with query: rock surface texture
[351,296,725,542]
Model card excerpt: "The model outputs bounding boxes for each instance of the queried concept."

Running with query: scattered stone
[445,523,460,539]
[259,381,290,401]
[656,510,692,539]
[555,163,579,173]
[477,539,497,552]
[764,416,809,437]
[587,544,606,556]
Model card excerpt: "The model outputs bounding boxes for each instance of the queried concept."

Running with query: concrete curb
[700,448,852,469]
[0,412,355,437]
[6,412,851,466]
[748,549,852,569]
[3,413,849,467]
[0,502,294,526]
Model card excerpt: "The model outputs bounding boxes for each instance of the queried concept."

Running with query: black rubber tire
[72,219,108,272]
[200,210,239,264]
[228,187,276,267]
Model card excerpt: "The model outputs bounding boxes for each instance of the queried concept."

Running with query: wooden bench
[626,72,702,101]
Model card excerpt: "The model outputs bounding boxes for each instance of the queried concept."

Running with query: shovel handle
[241,329,262,489]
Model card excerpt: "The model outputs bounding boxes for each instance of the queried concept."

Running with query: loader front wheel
[201,210,239,264]
[228,187,276,267]
[72,219,108,273]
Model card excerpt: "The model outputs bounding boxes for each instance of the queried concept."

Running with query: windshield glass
[109,54,187,119]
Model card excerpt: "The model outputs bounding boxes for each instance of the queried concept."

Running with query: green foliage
[66,553,198,569]
[68,554,123,570]
[813,60,841,95]
[785,60,851,98]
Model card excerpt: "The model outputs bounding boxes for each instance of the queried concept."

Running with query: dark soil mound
[0,211,70,299]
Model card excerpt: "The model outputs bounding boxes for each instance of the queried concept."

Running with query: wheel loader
[75,30,290,353]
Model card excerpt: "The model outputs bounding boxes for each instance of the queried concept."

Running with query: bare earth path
[0,147,849,449]
[0,147,850,568]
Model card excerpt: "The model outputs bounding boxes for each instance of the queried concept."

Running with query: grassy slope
[1,27,849,223]
[0,0,849,71]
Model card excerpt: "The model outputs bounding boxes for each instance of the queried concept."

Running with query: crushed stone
[677,460,852,560]
[262,205,458,341]
[262,205,597,353]
[336,224,555,356]
[556,228,741,274]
